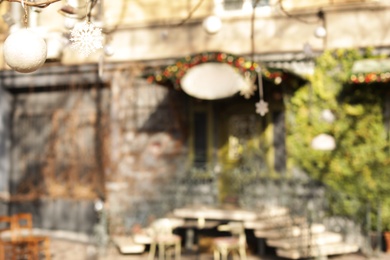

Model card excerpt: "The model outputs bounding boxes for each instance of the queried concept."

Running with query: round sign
[180,63,247,100]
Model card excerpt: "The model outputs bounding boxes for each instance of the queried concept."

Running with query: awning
[350,58,390,84]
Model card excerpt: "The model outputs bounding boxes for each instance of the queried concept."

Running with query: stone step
[133,232,153,245]
[112,236,146,254]
[256,207,290,219]
[276,242,359,259]
[255,223,326,239]
[244,215,306,230]
[266,232,343,249]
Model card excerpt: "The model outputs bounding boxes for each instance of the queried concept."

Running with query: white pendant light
[314,26,327,38]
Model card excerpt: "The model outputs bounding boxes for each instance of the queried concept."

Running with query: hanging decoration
[239,71,257,99]
[203,15,222,34]
[3,0,47,73]
[146,52,285,89]
[69,0,103,57]
[255,68,269,116]
[3,30,47,73]
[256,99,269,116]
[1,0,61,8]
[350,72,390,84]
[70,21,103,57]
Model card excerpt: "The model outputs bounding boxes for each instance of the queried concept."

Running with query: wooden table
[172,206,259,255]
[173,206,258,222]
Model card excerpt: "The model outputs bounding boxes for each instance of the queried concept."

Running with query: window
[223,0,269,11]
[253,0,269,7]
[224,0,243,10]
[193,112,208,168]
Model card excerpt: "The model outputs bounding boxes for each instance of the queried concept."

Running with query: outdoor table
[172,206,258,257]
[173,206,258,222]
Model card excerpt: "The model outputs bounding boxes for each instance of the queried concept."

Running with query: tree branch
[4,0,61,8]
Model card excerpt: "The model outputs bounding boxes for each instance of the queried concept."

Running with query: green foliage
[218,138,272,205]
[286,48,390,230]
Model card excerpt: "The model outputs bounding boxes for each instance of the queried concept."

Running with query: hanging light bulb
[104,44,114,56]
[314,9,327,38]
[311,134,336,151]
[202,15,222,34]
[314,26,327,38]
[64,17,76,29]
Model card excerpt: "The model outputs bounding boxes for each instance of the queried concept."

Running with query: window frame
[216,0,273,18]
[222,0,271,12]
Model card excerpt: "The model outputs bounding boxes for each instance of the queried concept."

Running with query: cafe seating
[0,215,16,260]
[0,214,30,260]
[148,218,181,260]
[15,212,51,259]
[0,213,51,260]
[213,222,247,260]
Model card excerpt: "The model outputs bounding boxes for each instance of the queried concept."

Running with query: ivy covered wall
[286,49,390,230]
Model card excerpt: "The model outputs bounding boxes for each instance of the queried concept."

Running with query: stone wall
[106,68,190,234]
[0,85,11,215]
[0,64,216,234]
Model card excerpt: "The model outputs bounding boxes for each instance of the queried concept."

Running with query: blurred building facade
[0,0,389,238]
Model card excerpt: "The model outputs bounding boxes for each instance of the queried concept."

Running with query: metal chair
[213,222,247,260]
[148,218,181,260]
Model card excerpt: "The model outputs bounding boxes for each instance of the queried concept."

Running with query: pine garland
[145,51,287,88]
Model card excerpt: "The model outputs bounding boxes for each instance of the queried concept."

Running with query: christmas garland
[145,51,286,88]
[350,72,390,84]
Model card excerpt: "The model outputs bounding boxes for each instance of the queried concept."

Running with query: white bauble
[314,26,327,38]
[311,133,336,151]
[203,16,222,34]
[104,44,115,56]
[3,29,47,73]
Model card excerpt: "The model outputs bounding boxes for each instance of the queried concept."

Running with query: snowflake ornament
[240,73,257,99]
[255,99,269,116]
[70,20,104,57]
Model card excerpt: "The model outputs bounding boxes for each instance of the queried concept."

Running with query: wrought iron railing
[172,165,382,255]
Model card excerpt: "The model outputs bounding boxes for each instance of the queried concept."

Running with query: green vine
[286,48,390,230]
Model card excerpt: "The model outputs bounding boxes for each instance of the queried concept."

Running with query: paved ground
[48,238,390,260]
